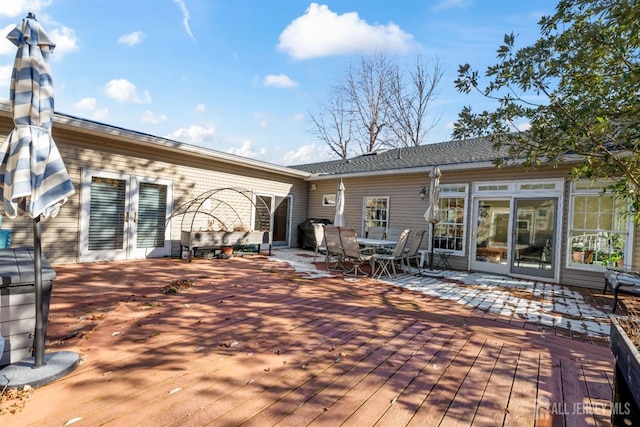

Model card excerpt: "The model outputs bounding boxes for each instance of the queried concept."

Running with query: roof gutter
[0,102,311,179]
[304,161,501,181]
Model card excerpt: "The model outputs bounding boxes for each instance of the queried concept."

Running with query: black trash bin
[298,218,332,249]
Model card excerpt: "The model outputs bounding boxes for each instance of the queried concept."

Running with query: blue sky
[0,0,558,166]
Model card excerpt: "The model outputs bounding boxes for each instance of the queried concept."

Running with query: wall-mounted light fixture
[311,184,317,191]
[420,185,428,200]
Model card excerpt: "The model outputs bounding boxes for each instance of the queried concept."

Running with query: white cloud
[0,25,16,55]
[432,0,472,11]
[0,0,51,18]
[174,0,196,42]
[140,110,167,124]
[105,79,146,103]
[72,97,108,121]
[91,108,109,121]
[263,74,299,88]
[0,64,12,87]
[259,119,268,128]
[118,31,145,46]
[279,142,334,165]
[48,26,78,58]
[227,140,267,158]
[195,103,206,112]
[166,124,216,144]
[291,113,305,121]
[74,97,97,111]
[278,3,417,60]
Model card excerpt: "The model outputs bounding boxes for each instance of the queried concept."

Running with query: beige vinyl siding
[0,117,308,264]
[306,163,632,288]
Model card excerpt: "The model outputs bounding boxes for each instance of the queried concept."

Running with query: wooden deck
[0,253,616,426]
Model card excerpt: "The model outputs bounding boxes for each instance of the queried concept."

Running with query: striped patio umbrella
[2,13,74,219]
[2,13,75,368]
[334,178,346,227]
[423,166,441,270]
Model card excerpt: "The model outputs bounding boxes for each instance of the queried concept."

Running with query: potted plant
[608,251,625,268]
[572,246,585,263]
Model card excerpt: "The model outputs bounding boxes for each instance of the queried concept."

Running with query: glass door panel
[273,196,290,246]
[80,170,172,262]
[511,198,556,278]
[471,199,511,274]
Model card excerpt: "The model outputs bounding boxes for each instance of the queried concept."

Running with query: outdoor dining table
[356,237,397,251]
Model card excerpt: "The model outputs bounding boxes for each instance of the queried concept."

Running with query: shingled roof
[292,137,507,176]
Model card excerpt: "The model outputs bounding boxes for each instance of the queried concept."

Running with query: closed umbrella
[334,178,345,227]
[2,13,75,368]
[423,167,441,271]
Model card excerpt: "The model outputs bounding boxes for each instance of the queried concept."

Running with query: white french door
[79,170,173,262]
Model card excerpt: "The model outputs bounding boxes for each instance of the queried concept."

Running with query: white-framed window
[568,180,632,271]
[322,194,336,206]
[362,197,389,235]
[433,184,468,255]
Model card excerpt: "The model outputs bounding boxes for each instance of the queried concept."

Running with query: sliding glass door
[510,198,557,278]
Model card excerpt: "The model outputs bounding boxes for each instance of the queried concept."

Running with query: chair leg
[344,260,368,277]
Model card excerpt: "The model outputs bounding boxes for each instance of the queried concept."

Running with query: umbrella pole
[429,222,435,270]
[33,216,45,367]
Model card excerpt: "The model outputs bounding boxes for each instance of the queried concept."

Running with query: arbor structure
[453,0,640,223]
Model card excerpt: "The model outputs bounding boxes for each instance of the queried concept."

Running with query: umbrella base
[0,351,78,389]
[420,269,445,278]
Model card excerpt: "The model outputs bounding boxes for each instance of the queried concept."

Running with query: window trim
[431,184,469,256]
[322,194,336,206]
[361,196,390,237]
[566,180,633,272]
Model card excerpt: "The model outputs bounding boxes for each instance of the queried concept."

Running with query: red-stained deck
[0,251,619,426]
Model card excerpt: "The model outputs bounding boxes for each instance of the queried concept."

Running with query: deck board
[0,255,617,427]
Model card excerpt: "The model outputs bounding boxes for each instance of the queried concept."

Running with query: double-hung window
[432,184,468,254]
[362,197,389,235]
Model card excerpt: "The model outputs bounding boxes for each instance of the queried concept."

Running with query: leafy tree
[453,0,640,223]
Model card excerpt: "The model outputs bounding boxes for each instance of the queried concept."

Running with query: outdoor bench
[181,230,271,261]
[604,268,640,313]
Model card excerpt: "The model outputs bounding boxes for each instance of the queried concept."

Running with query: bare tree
[309,54,443,157]
[388,56,443,147]
[308,87,353,159]
[343,54,394,153]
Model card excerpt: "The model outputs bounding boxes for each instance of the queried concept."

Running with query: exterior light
[420,186,428,200]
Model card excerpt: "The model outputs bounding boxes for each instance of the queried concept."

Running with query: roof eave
[0,101,310,179]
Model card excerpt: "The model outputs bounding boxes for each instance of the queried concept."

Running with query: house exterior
[0,102,635,289]
[0,103,311,264]
[292,140,638,289]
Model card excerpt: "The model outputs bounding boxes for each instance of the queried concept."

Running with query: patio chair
[366,226,386,240]
[372,229,411,278]
[378,226,408,254]
[323,225,343,270]
[385,227,406,242]
[312,223,326,262]
[404,229,426,274]
[339,227,373,277]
